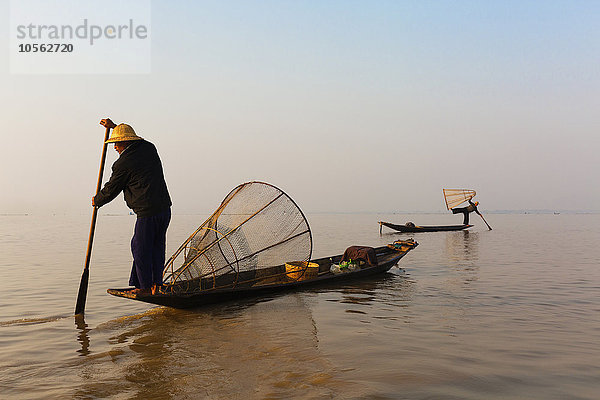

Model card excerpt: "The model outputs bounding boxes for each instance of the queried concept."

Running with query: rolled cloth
[341,246,378,267]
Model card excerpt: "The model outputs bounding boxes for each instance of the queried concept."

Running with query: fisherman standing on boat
[92,118,172,296]
[451,200,481,225]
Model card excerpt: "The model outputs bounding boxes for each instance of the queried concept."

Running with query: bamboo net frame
[443,189,476,210]
[162,181,313,294]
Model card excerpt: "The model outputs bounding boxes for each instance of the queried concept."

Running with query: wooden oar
[477,212,492,230]
[75,125,111,315]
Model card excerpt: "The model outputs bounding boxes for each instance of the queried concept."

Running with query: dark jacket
[452,200,480,215]
[465,200,479,214]
[94,140,172,217]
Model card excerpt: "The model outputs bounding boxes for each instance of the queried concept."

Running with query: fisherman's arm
[92,165,128,207]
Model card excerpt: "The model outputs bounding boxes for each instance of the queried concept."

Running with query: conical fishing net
[443,189,476,210]
[162,182,313,293]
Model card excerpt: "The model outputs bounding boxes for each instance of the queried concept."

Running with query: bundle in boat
[162,181,313,294]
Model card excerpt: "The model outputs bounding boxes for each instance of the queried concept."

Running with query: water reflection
[445,230,479,264]
[443,231,480,287]
[74,315,91,357]
[73,295,352,399]
[427,231,482,336]
[318,273,417,326]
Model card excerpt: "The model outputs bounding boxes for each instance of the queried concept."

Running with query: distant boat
[379,221,472,233]
[554,212,560,215]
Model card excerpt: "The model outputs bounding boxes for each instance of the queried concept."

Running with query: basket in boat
[285,261,319,281]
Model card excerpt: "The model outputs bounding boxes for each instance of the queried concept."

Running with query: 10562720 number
[18,43,73,53]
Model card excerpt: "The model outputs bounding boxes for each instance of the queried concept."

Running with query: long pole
[75,125,111,315]
[477,212,493,231]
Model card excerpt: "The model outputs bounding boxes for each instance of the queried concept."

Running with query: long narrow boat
[107,240,418,309]
[379,221,472,233]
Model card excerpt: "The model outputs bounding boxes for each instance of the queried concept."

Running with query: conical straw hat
[105,124,143,143]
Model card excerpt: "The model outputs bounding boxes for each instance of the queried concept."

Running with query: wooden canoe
[107,240,418,309]
[379,221,472,233]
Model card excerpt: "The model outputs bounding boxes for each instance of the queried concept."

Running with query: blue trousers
[129,208,171,289]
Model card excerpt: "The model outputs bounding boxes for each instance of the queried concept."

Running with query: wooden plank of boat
[379,221,472,233]
[107,241,418,309]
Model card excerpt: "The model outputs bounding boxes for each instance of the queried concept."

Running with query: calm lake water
[1,212,599,399]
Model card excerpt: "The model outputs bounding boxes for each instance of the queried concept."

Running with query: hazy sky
[1,0,598,215]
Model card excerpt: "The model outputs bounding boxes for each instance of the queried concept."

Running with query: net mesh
[443,189,476,210]
[162,182,312,293]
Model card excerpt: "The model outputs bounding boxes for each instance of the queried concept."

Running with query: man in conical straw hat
[92,118,172,296]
